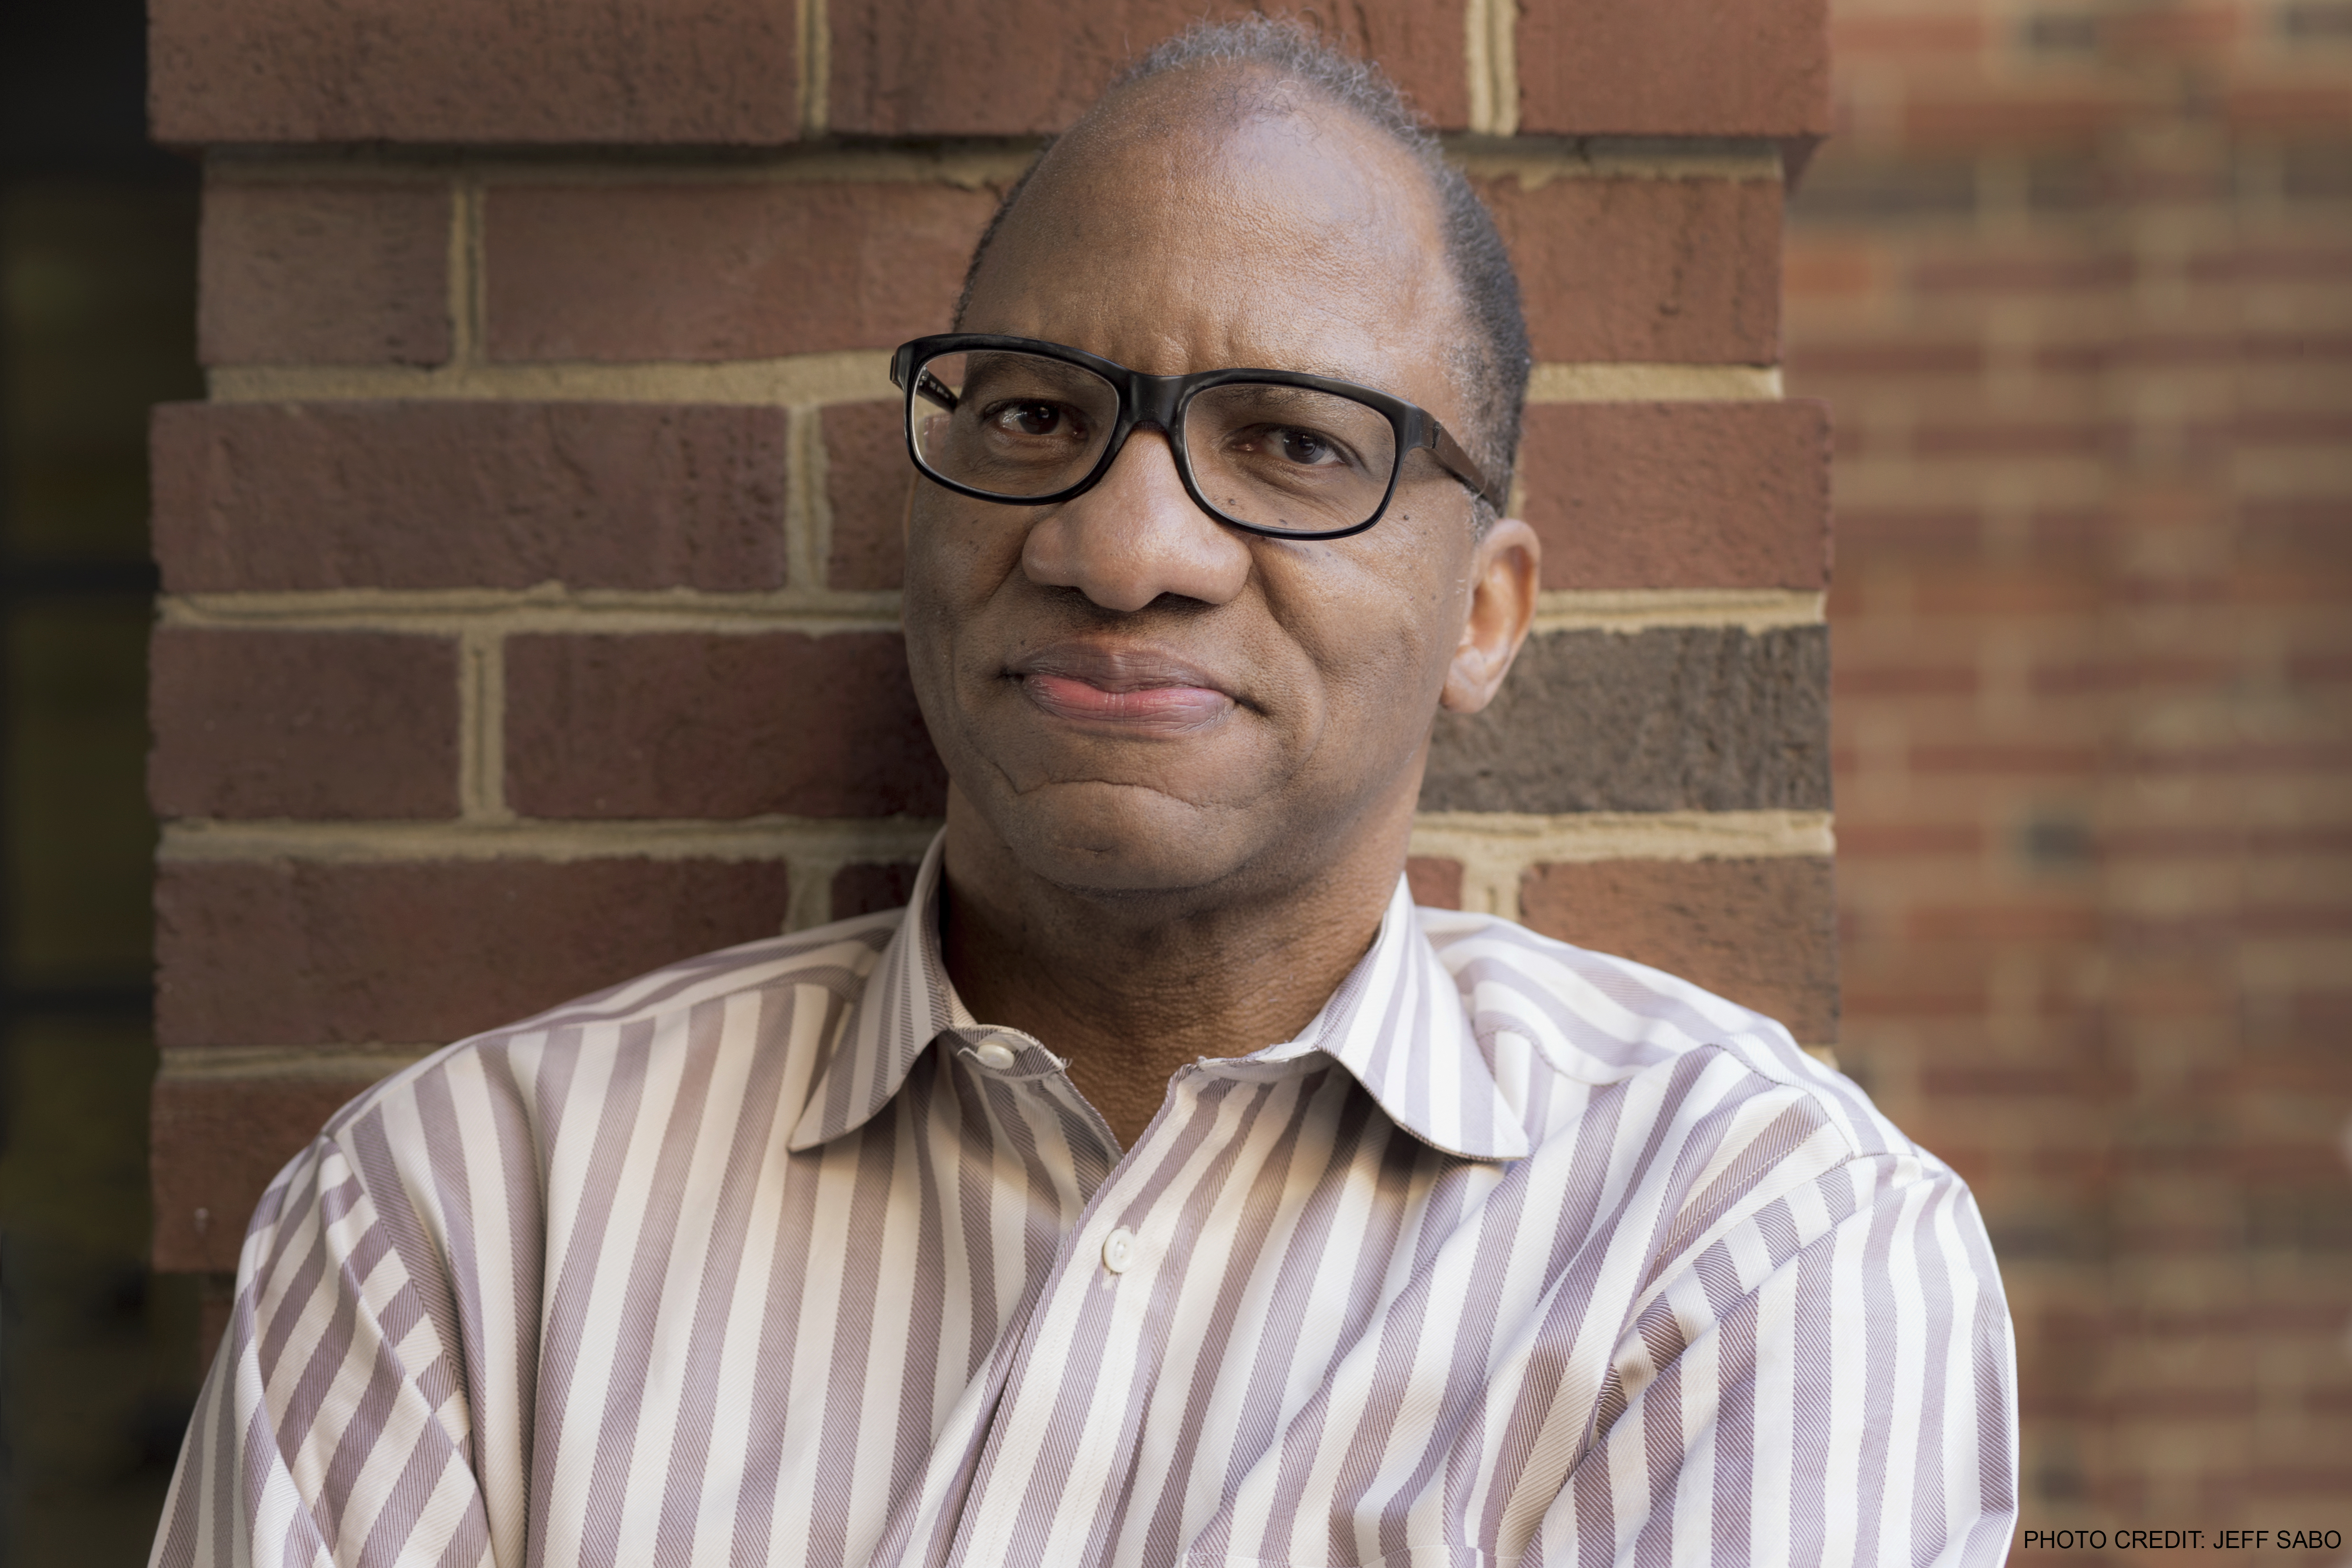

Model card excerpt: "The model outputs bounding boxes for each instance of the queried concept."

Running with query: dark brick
[824,401,911,590]
[1421,626,1831,812]
[151,0,797,144]
[832,862,921,920]
[484,184,997,363]
[830,0,1469,136]
[504,633,947,819]
[1516,402,1832,590]
[1405,856,1463,910]
[1518,856,1839,1040]
[2283,141,2352,201]
[1482,177,1781,364]
[1519,0,1832,137]
[200,182,450,365]
[155,857,792,1049]
[152,1070,389,1271]
[152,402,790,593]
[1785,158,1981,222]
[149,628,460,820]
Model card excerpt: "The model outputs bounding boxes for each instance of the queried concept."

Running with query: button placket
[940,1074,1207,1562]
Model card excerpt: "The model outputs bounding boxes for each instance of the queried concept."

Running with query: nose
[1019,428,1253,612]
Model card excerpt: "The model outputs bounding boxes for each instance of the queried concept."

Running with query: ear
[1439,516,1540,715]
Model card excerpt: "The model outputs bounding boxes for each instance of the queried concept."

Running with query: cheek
[903,497,1027,647]
[1270,555,1463,744]
[904,495,985,597]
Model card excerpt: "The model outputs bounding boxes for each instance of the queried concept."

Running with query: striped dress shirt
[155,833,2019,1568]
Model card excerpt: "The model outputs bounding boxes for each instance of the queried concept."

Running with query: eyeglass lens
[910,349,1400,535]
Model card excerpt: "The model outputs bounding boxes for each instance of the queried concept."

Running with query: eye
[1230,423,1353,471]
[988,400,1085,439]
[1273,427,1341,467]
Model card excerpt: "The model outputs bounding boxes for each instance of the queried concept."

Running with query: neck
[936,785,1419,1149]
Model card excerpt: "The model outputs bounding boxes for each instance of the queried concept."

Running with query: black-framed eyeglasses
[889,334,1503,541]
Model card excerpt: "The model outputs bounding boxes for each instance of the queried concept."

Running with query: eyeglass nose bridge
[1091,372,1204,493]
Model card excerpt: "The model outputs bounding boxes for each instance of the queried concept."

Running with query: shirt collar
[787,832,1533,1161]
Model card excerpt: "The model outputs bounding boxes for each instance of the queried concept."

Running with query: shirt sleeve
[150,1082,508,1568]
[1539,1152,2021,1567]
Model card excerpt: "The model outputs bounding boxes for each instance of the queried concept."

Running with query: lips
[1007,642,1238,734]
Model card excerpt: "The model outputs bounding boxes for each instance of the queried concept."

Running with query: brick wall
[144,0,1837,1364]
[1787,0,2352,1549]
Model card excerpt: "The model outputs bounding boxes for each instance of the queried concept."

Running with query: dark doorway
[0,4,201,1563]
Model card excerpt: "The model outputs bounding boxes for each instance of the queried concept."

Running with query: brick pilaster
[147,1,1838,1292]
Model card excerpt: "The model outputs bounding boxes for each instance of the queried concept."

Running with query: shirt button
[1101,1227,1137,1273]
[973,1040,1018,1071]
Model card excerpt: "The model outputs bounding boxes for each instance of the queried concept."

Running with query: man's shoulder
[486,908,903,1042]
[1412,904,1914,1162]
[325,909,904,1141]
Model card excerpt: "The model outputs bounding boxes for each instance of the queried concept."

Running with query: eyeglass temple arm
[1429,422,1508,512]
[891,354,963,413]
[913,368,959,412]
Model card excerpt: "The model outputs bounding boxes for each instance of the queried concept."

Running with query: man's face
[902,78,1512,904]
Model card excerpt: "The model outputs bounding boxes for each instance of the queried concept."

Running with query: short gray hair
[953,16,1531,526]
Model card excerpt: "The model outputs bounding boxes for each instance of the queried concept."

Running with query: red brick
[1829,15,1986,56]
[2233,411,2352,448]
[484,183,996,363]
[1835,824,1983,858]
[2030,657,2232,696]
[1405,856,1463,910]
[199,183,449,366]
[2242,331,2352,364]
[1786,342,1985,377]
[1781,241,1877,301]
[824,401,911,590]
[1832,665,1978,697]
[1479,177,1780,364]
[151,0,797,144]
[1814,509,1987,558]
[1910,421,2114,459]
[1908,902,2103,943]
[2127,741,2352,775]
[2188,245,2352,284]
[1841,981,1988,1019]
[2096,825,2280,857]
[152,401,790,593]
[149,628,459,820]
[1901,89,2138,151]
[1911,568,2103,616]
[155,857,792,1049]
[829,0,1469,136]
[1517,856,1838,1041]
[1906,743,2103,778]
[2105,6,2239,57]
[1518,0,1832,138]
[503,633,947,819]
[2226,85,2352,134]
[1919,1063,2101,1100]
[1514,402,1831,590]
[832,862,920,920]
[1911,254,2132,292]
[152,1070,389,1271]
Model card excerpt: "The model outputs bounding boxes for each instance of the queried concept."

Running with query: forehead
[959,73,1462,408]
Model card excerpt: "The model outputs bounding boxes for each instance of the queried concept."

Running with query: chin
[985,780,1267,901]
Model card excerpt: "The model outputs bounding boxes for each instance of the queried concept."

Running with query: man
[156,21,2018,1567]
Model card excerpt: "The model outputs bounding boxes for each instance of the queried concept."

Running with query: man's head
[900,19,1541,914]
